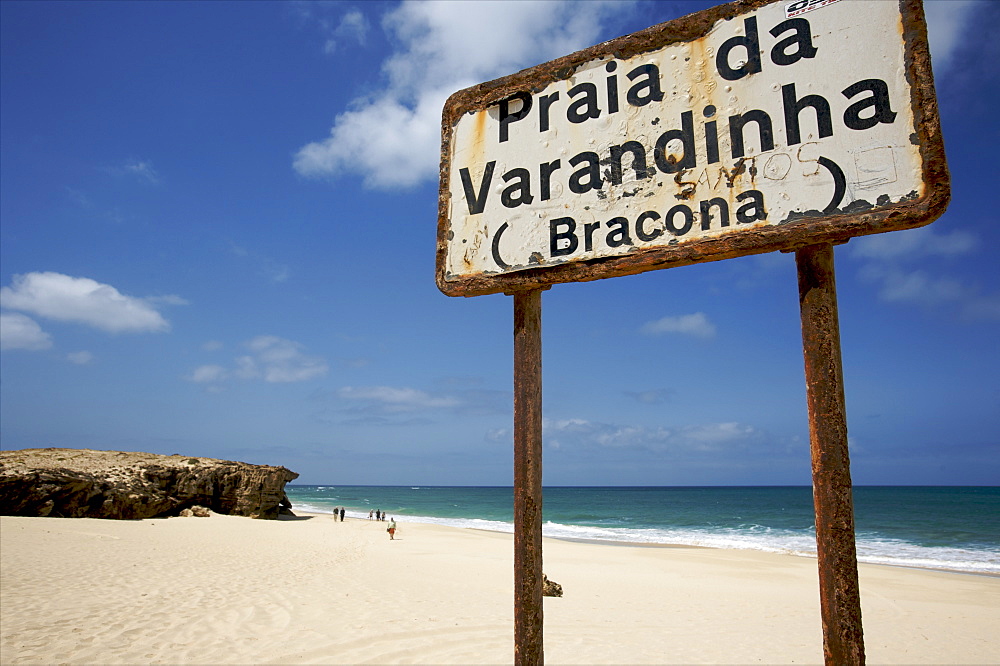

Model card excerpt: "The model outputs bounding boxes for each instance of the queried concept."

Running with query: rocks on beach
[0,448,298,520]
[542,574,564,597]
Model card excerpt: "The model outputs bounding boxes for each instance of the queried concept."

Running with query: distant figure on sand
[387,518,397,540]
[339,507,345,522]
[376,510,381,521]
[368,510,373,520]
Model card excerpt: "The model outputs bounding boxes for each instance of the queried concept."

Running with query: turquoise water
[285,485,1000,574]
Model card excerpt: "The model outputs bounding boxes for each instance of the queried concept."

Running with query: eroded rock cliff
[0,448,298,519]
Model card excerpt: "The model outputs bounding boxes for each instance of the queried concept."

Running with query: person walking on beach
[376,509,381,521]
[339,507,345,522]
[368,510,373,520]
[387,517,397,540]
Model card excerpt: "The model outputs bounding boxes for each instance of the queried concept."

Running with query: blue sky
[2,0,997,486]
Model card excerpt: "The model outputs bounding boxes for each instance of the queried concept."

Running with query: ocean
[284,485,1000,575]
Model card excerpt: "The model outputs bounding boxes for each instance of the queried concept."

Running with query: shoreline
[429,521,1000,579]
[3,512,998,664]
[542,533,1000,577]
[299,507,1000,578]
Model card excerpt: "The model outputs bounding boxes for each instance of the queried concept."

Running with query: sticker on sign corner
[785,0,842,19]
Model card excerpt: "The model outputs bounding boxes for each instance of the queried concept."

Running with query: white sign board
[437,0,948,296]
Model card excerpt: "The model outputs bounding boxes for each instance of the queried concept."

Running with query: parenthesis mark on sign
[818,156,846,213]
[492,222,511,270]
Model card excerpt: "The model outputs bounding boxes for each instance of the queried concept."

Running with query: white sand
[1,512,997,664]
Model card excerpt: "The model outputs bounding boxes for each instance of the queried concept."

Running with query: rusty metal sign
[437,0,948,297]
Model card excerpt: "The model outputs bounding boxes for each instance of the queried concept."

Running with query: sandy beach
[1,512,997,665]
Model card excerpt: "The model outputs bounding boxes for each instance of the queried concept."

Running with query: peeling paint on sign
[437,0,948,297]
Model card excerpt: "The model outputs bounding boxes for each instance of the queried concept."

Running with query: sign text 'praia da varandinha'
[436,0,948,296]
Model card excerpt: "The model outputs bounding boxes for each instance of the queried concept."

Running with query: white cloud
[858,264,1000,320]
[850,227,976,261]
[188,336,328,386]
[294,0,630,189]
[0,312,52,351]
[924,0,980,72]
[338,9,369,40]
[147,294,190,306]
[104,159,160,184]
[543,418,763,453]
[294,3,370,55]
[860,265,964,306]
[640,312,716,338]
[66,351,94,365]
[624,389,671,405]
[242,335,328,383]
[189,364,228,383]
[234,354,260,380]
[681,422,759,448]
[338,385,460,412]
[324,9,370,54]
[851,227,999,320]
[0,272,176,333]
[123,159,160,184]
[331,384,509,422]
[295,92,449,189]
[230,243,290,283]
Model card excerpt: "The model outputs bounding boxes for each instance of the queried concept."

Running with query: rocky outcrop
[0,448,298,520]
[542,574,563,597]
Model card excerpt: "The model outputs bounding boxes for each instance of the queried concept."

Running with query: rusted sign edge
[436,0,949,298]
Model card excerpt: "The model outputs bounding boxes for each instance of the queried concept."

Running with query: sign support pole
[795,243,865,666]
[512,287,546,666]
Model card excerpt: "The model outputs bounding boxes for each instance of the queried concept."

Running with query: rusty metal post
[512,287,544,666]
[795,243,865,666]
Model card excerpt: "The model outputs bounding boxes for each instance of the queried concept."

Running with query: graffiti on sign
[437,0,948,297]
